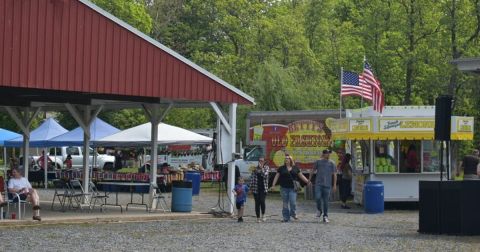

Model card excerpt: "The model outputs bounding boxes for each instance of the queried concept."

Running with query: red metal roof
[0,0,254,105]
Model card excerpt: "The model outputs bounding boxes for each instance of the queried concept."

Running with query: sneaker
[257,218,261,223]
[262,216,267,222]
[323,216,329,223]
[292,215,298,220]
[238,217,244,223]
[342,205,351,209]
[281,219,289,223]
[316,210,322,218]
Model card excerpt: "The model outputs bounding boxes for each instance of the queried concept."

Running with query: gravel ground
[1,186,479,251]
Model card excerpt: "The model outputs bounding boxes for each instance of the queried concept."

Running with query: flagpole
[340,67,343,119]
[360,56,366,117]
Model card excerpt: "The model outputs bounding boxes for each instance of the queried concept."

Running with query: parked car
[31,146,115,171]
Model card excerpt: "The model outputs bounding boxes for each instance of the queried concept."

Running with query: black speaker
[440,182,462,234]
[434,95,452,141]
[419,181,440,234]
[460,181,480,235]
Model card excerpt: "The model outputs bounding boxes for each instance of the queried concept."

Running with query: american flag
[341,70,373,100]
[360,61,384,112]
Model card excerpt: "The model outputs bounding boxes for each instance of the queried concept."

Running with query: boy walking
[233,177,249,222]
[309,149,337,223]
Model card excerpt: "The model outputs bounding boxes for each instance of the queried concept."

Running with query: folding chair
[4,178,28,219]
[88,181,108,212]
[150,183,169,212]
[6,192,28,219]
[66,180,91,210]
[51,179,68,211]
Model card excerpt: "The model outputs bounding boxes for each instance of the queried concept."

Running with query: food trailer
[330,106,474,202]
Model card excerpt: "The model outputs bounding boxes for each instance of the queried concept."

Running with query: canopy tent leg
[44,147,48,189]
[65,104,103,197]
[5,107,41,180]
[210,102,237,214]
[143,102,173,210]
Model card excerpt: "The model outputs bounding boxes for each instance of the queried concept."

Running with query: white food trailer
[330,106,474,202]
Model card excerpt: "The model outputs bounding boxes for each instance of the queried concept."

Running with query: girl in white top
[8,168,41,221]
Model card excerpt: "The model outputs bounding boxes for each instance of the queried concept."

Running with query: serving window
[351,140,370,172]
[374,140,399,173]
[399,141,421,173]
[422,141,446,173]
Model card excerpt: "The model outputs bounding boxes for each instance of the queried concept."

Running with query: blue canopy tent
[0,128,21,146]
[4,118,68,148]
[47,118,120,180]
[0,128,21,176]
[47,118,120,147]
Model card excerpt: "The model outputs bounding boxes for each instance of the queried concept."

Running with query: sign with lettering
[455,117,474,133]
[327,118,348,133]
[379,118,435,132]
[349,119,372,132]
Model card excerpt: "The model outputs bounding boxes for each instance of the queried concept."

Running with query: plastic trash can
[364,181,384,214]
[171,181,192,212]
[185,171,201,196]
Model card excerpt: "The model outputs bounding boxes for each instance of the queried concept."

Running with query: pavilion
[0,0,254,213]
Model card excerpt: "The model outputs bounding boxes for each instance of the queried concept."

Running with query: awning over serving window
[330,113,474,141]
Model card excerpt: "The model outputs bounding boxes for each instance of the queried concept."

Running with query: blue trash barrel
[364,181,384,214]
[185,171,201,196]
[171,181,192,212]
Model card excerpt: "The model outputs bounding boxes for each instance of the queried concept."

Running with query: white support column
[210,102,238,214]
[210,102,231,135]
[5,107,40,180]
[216,118,222,165]
[43,147,48,189]
[143,103,173,209]
[65,104,103,194]
[22,130,29,180]
[226,103,237,214]
[83,106,91,195]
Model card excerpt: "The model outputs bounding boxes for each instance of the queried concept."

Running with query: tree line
[1,0,479,146]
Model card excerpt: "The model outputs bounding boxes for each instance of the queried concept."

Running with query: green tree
[92,0,153,34]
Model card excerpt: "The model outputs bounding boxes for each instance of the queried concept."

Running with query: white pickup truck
[32,146,115,171]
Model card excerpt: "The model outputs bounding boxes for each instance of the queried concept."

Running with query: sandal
[32,216,42,221]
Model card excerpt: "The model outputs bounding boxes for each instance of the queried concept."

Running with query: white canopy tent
[97,122,212,146]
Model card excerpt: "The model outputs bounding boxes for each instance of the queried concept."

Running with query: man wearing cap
[309,149,337,223]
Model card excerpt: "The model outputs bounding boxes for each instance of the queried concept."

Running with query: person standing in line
[114,150,123,171]
[339,153,353,209]
[249,156,270,223]
[233,177,249,222]
[406,144,419,173]
[270,154,311,222]
[65,154,73,170]
[458,149,480,180]
[310,149,337,223]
